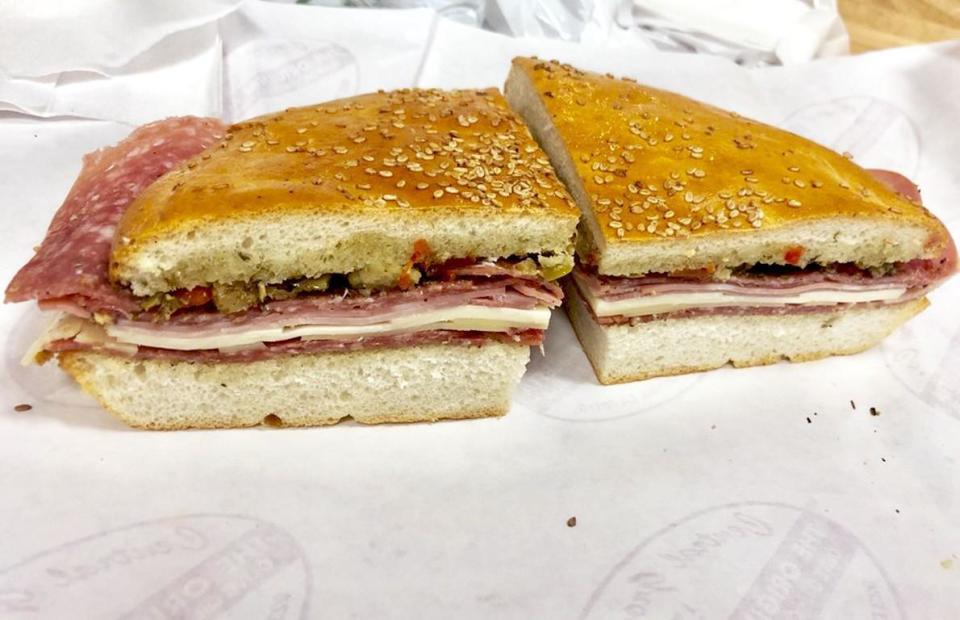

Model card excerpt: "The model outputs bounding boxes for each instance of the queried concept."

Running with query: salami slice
[5,117,226,312]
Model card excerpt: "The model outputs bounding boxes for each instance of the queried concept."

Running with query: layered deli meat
[571,170,957,326]
[6,118,563,363]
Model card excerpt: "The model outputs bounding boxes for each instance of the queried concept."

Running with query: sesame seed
[594,175,605,185]
[811,180,823,188]
[745,177,758,183]
[781,177,791,184]
[787,199,802,207]
[432,190,444,199]
[788,166,800,172]
[296,128,307,134]
[378,170,393,177]
[740,169,753,175]
[445,186,459,193]
[285,146,298,153]
[416,182,429,190]
[241,141,256,148]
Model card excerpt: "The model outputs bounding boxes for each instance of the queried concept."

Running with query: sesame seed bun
[110,88,579,296]
[506,57,952,276]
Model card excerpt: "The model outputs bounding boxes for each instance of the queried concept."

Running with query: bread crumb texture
[59,341,530,429]
[563,278,927,384]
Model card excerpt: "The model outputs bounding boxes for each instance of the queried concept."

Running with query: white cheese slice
[105,304,551,351]
[577,281,907,318]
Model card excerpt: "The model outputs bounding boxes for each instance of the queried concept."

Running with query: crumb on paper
[806,417,812,424]
[850,400,856,410]
[870,407,881,416]
[13,403,32,412]
[942,559,954,570]
[566,516,577,528]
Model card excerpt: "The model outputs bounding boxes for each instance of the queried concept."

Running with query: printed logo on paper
[582,502,903,619]
[0,514,311,619]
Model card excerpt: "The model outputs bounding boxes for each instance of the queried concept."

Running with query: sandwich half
[505,57,956,384]
[6,88,579,428]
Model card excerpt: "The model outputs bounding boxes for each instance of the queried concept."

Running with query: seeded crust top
[112,88,578,254]
[512,57,947,246]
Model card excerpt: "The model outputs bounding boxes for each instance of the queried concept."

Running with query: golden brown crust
[110,88,578,280]
[512,57,949,251]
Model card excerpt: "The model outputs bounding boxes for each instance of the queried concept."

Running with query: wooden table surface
[839,0,960,52]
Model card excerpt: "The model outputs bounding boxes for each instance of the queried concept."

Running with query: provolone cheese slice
[576,281,907,318]
[105,304,551,351]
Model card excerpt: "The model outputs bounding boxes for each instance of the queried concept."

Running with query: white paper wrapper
[0,0,244,125]
[1,7,958,618]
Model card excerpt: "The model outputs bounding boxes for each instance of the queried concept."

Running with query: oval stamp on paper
[581,502,903,619]
[224,38,360,122]
[516,316,701,423]
[0,514,311,619]
[883,302,960,420]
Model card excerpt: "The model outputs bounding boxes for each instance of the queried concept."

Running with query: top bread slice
[505,57,952,277]
[110,88,579,296]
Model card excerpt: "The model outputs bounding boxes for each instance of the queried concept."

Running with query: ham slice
[866,169,921,203]
[575,257,953,304]
[5,117,227,314]
[591,298,922,326]
[45,328,544,363]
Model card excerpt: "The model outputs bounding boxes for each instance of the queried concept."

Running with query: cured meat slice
[5,117,227,312]
[44,328,544,363]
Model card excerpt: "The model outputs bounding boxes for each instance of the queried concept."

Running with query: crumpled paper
[0,0,244,125]
[610,0,849,65]
[1,5,958,618]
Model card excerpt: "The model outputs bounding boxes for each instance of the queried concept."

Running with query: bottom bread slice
[59,341,531,429]
[564,280,928,384]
